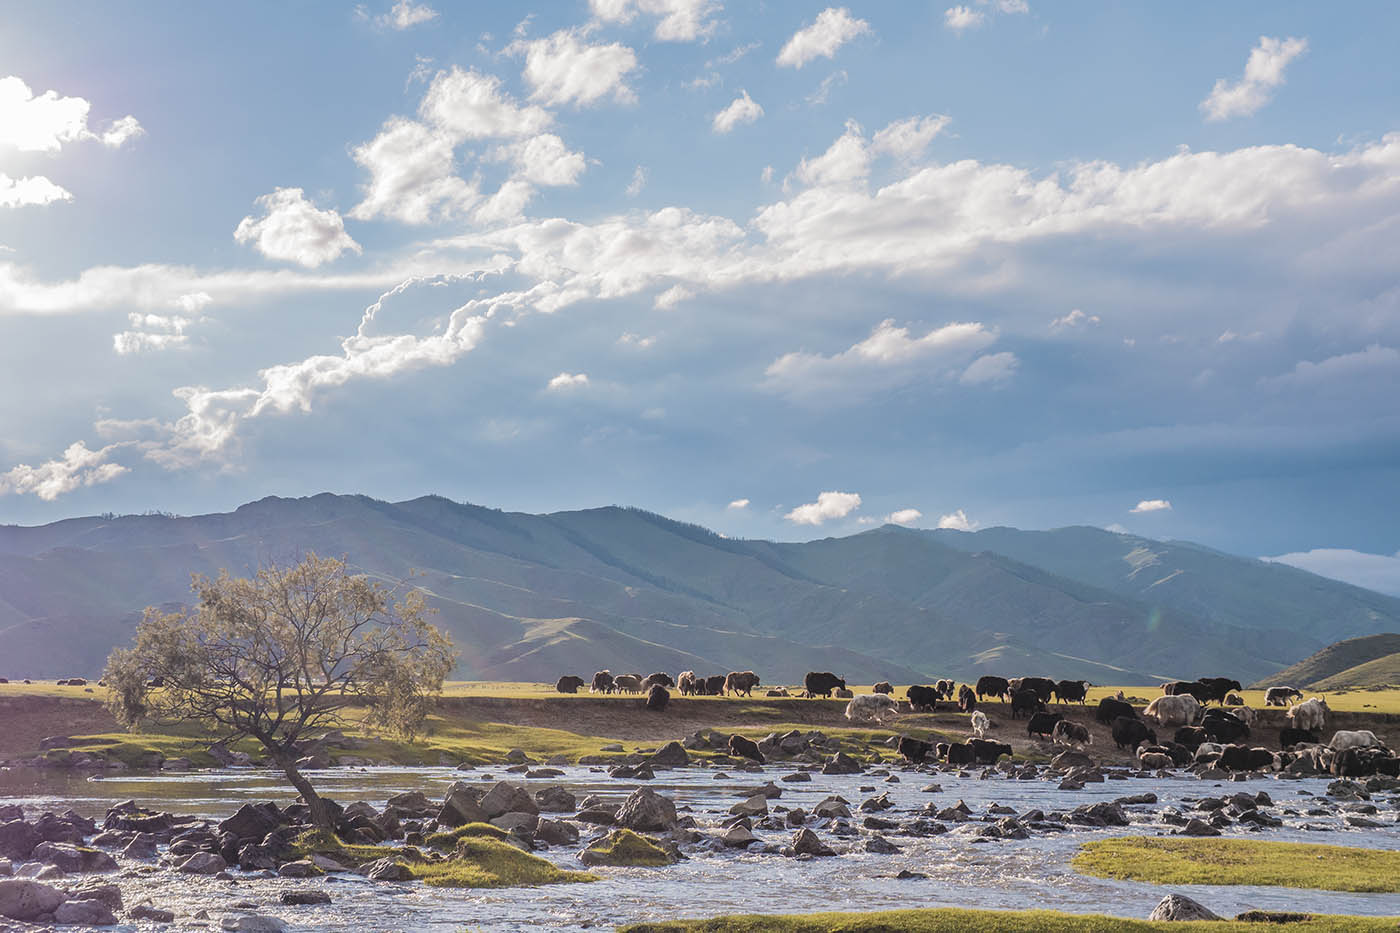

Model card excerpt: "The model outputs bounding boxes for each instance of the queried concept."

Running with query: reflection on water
[3,764,1398,931]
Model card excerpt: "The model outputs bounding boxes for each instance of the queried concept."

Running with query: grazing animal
[677,671,698,696]
[1197,677,1244,705]
[944,742,976,766]
[969,739,1013,764]
[834,687,854,698]
[727,734,765,763]
[725,671,760,697]
[555,675,586,694]
[613,674,644,694]
[957,684,977,713]
[1053,679,1089,704]
[804,671,847,698]
[1220,745,1275,772]
[1111,716,1156,750]
[1096,697,1136,725]
[1163,680,1212,704]
[1019,677,1056,704]
[936,679,956,700]
[898,736,934,764]
[907,684,940,712]
[1329,730,1384,751]
[1286,697,1329,731]
[1224,693,1244,706]
[1194,742,1225,762]
[591,670,615,694]
[1174,726,1208,751]
[1010,688,1046,719]
[975,676,1011,702]
[1138,751,1173,770]
[845,693,901,723]
[1026,711,1064,739]
[766,688,790,697]
[872,681,894,695]
[704,674,727,696]
[1052,720,1091,747]
[1201,713,1249,744]
[1266,686,1304,707]
[1144,694,1201,727]
[643,672,675,690]
[1279,727,1318,749]
[969,710,990,738]
[646,685,670,711]
[1231,706,1257,726]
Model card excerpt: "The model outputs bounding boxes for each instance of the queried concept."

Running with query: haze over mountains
[1,494,1397,685]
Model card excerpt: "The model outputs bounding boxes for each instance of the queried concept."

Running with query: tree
[104,553,455,829]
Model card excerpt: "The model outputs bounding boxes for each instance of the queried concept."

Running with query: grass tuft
[426,822,510,850]
[579,829,677,867]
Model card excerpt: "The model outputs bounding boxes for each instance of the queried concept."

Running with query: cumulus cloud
[349,117,479,224]
[0,173,71,208]
[944,6,985,32]
[380,0,438,29]
[589,0,720,41]
[618,332,655,348]
[776,7,871,69]
[495,133,587,186]
[547,371,590,390]
[234,188,361,268]
[871,115,949,160]
[0,75,143,153]
[885,508,923,526]
[727,497,750,510]
[937,509,977,531]
[1201,36,1308,122]
[112,308,202,355]
[0,441,129,501]
[1130,499,1172,513]
[419,67,552,140]
[1263,549,1400,597]
[959,351,1018,385]
[508,29,639,108]
[712,90,763,133]
[785,490,861,525]
[1051,308,1100,329]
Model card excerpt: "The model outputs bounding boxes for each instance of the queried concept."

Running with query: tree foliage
[105,553,455,826]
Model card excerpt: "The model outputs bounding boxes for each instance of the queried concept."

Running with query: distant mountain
[1,494,1398,685]
[1252,633,1400,689]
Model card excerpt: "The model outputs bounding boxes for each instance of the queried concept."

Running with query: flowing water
[2,764,1399,931]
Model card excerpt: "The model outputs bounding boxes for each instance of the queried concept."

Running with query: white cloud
[871,115,949,160]
[1262,344,1400,390]
[1263,549,1400,597]
[234,187,361,268]
[793,119,870,186]
[806,70,847,106]
[0,441,129,501]
[496,133,587,186]
[112,309,201,355]
[1201,36,1308,122]
[937,509,978,531]
[508,29,639,108]
[547,371,590,390]
[785,490,861,525]
[1130,499,1172,513]
[944,6,985,32]
[418,66,552,140]
[776,7,871,69]
[382,0,438,29]
[349,117,479,224]
[1051,308,1100,329]
[712,90,763,133]
[727,498,750,510]
[0,173,71,208]
[0,75,142,153]
[589,0,720,41]
[474,179,537,224]
[959,351,1018,385]
[618,332,655,348]
[885,508,923,526]
[626,165,647,197]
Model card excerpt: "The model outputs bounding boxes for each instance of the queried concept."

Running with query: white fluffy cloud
[0,441,129,501]
[785,490,861,525]
[959,350,1019,385]
[1130,499,1172,513]
[712,90,763,134]
[1263,549,1400,597]
[589,0,720,41]
[0,173,71,208]
[727,497,750,510]
[0,75,143,153]
[234,188,361,268]
[419,67,552,140]
[871,115,949,160]
[626,165,647,197]
[498,133,587,187]
[1051,308,1100,329]
[885,508,922,525]
[944,6,985,32]
[112,309,200,355]
[776,8,871,69]
[509,29,639,108]
[1201,36,1308,122]
[349,117,479,224]
[937,509,977,531]
[380,0,438,29]
[547,371,590,390]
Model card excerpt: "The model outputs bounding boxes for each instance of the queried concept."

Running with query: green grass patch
[617,907,1400,933]
[426,822,510,850]
[579,829,676,867]
[1074,838,1400,893]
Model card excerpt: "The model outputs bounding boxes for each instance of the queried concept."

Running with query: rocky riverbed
[2,733,1400,931]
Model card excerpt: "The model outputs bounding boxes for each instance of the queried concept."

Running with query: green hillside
[1252,633,1400,688]
[1312,652,1400,690]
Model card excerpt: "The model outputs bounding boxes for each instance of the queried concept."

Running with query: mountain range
[1,493,1398,685]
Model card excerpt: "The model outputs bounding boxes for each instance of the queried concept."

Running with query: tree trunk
[277,754,332,831]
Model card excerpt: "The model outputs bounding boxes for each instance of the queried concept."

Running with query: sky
[0,2,1398,594]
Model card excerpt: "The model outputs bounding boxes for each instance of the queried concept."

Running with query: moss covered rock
[579,829,678,867]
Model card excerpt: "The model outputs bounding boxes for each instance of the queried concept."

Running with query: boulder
[277,860,321,878]
[1181,818,1222,837]
[129,904,177,922]
[386,791,432,811]
[63,883,121,913]
[0,879,66,922]
[729,795,769,818]
[175,851,228,874]
[791,828,835,856]
[223,915,289,932]
[1148,893,1221,922]
[279,889,332,905]
[821,752,862,775]
[813,797,852,819]
[53,898,117,926]
[534,786,577,813]
[865,835,900,854]
[478,782,538,820]
[439,782,489,826]
[219,803,282,842]
[364,858,413,881]
[720,825,758,848]
[616,787,677,832]
[0,821,41,861]
[32,842,117,873]
[238,843,279,871]
[1050,750,1094,771]
[534,819,580,846]
[648,742,690,768]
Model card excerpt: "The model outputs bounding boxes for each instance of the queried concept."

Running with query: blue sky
[1,2,1398,593]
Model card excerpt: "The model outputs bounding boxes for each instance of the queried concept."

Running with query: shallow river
[2,764,1399,931]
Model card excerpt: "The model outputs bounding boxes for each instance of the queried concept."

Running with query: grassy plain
[1074,838,1400,893]
[617,908,1400,933]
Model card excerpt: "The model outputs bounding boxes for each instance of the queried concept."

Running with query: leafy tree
[105,553,455,828]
